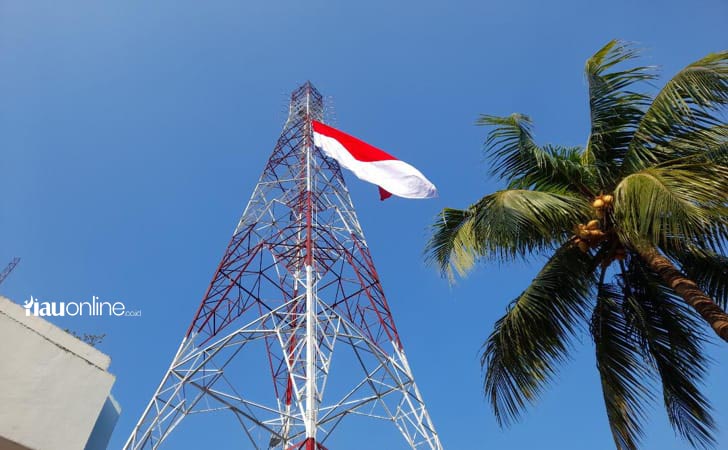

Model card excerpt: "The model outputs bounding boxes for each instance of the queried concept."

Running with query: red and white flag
[311,120,438,200]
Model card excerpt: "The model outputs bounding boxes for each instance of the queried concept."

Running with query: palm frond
[621,258,716,448]
[482,244,598,426]
[624,51,728,173]
[478,113,538,182]
[478,114,596,194]
[707,133,728,165]
[583,40,655,185]
[426,208,479,280]
[522,145,598,194]
[613,163,728,253]
[591,281,652,450]
[426,189,591,278]
[652,125,728,165]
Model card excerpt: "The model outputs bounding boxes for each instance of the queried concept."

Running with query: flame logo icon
[23,298,34,309]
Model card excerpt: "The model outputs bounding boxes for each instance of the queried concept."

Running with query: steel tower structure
[125,82,442,450]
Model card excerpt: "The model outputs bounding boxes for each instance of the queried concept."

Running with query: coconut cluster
[574,220,606,252]
[592,194,613,218]
[573,194,614,252]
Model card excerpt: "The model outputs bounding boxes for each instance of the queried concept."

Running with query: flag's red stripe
[312,120,396,163]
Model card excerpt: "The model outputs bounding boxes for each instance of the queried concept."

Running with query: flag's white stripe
[314,132,438,199]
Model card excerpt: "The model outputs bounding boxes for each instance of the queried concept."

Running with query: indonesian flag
[312,120,438,200]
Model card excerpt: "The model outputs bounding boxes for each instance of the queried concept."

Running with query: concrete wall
[0,296,118,450]
[85,395,121,450]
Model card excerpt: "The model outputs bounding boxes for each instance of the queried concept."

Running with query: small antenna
[0,257,20,286]
[324,95,337,126]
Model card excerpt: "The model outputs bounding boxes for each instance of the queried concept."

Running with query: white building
[0,296,120,450]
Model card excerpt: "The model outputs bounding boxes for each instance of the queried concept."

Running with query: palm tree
[427,41,728,449]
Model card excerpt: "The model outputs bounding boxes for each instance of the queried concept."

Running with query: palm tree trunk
[638,246,728,343]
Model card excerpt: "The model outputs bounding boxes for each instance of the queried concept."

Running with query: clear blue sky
[1,1,727,449]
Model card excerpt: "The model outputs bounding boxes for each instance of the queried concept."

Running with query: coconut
[588,230,605,239]
[592,199,604,208]
[577,241,590,253]
[603,194,614,205]
[586,219,600,230]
